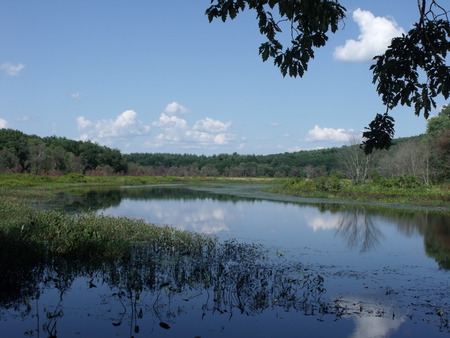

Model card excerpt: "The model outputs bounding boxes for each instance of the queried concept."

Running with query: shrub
[57,173,87,183]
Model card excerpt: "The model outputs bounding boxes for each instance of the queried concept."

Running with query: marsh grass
[0,190,216,262]
[0,173,185,188]
[1,174,448,335]
[0,177,329,327]
[272,177,450,208]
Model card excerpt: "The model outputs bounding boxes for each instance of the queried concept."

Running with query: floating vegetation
[1,225,328,335]
[1,180,449,336]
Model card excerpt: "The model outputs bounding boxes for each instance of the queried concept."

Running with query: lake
[1,183,449,337]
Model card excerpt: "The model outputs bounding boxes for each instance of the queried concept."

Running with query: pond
[1,183,449,337]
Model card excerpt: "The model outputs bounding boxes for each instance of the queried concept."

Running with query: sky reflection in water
[99,196,434,269]
[92,186,449,337]
[2,185,448,338]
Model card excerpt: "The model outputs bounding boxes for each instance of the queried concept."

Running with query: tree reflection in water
[43,186,450,269]
[0,239,328,336]
[21,186,449,335]
[334,208,384,253]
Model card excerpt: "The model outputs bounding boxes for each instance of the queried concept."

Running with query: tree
[339,137,372,185]
[0,149,20,173]
[377,139,431,184]
[206,0,450,153]
[426,104,450,180]
[26,142,54,174]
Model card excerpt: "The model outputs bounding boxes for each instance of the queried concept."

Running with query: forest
[0,105,448,184]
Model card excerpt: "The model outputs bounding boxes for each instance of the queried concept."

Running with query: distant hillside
[1,128,442,182]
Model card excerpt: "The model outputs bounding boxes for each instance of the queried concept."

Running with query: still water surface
[2,184,449,337]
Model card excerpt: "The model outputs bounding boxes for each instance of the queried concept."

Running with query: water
[1,183,449,337]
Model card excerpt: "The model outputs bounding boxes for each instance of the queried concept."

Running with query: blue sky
[0,1,447,155]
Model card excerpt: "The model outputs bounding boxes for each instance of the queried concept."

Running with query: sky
[0,0,448,155]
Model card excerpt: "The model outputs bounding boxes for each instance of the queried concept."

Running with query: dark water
[2,184,449,337]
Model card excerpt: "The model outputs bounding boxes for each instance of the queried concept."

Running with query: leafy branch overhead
[206,0,346,77]
[206,0,450,153]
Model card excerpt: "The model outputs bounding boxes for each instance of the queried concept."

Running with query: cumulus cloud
[306,125,359,143]
[193,117,231,133]
[334,9,405,62]
[70,92,81,99]
[76,103,241,152]
[163,102,189,115]
[1,62,25,76]
[148,103,237,150]
[0,118,8,128]
[76,116,92,130]
[76,110,151,144]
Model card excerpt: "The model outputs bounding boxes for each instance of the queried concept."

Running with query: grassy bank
[268,176,450,208]
[0,174,218,261]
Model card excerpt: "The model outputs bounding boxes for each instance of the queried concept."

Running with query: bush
[374,175,423,189]
[57,173,87,183]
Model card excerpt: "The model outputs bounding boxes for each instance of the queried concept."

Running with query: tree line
[0,129,127,176]
[0,105,448,183]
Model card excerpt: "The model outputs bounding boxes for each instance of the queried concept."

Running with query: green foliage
[0,197,216,260]
[427,104,450,136]
[56,173,88,183]
[0,129,127,175]
[362,113,395,154]
[371,19,450,119]
[206,0,346,77]
[125,148,341,178]
[373,174,423,189]
[276,174,449,207]
[206,1,450,153]
[0,173,53,187]
[282,175,344,194]
[1,127,447,184]
[426,105,450,181]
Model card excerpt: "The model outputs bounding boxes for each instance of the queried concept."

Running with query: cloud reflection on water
[104,199,232,235]
[340,297,406,338]
[306,209,384,252]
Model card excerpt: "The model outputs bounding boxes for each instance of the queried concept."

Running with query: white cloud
[76,116,93,130]
[71,92,81,99]
[306,125,359,143]
[1,62,25,76]
[153,112,188,130]
[334,9,405,62]
[76,110,151,144]
[148,103,238,150]
[0,118,8,128]
[193,117,231,133]
[164,102,189,116]
[76,103,241,152]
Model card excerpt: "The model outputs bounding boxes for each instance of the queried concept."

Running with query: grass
[0,174,217,261]
[0,173,448,263]
[268,177,450,208]
[0,173,448,332]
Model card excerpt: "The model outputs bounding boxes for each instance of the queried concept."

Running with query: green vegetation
[0,129,127,175]
[0,105,448,211]
[206,1,450,152]
[0,183,215,262]
[0,106,449,184]
[0,175,329,329]
[271,176,449,208]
